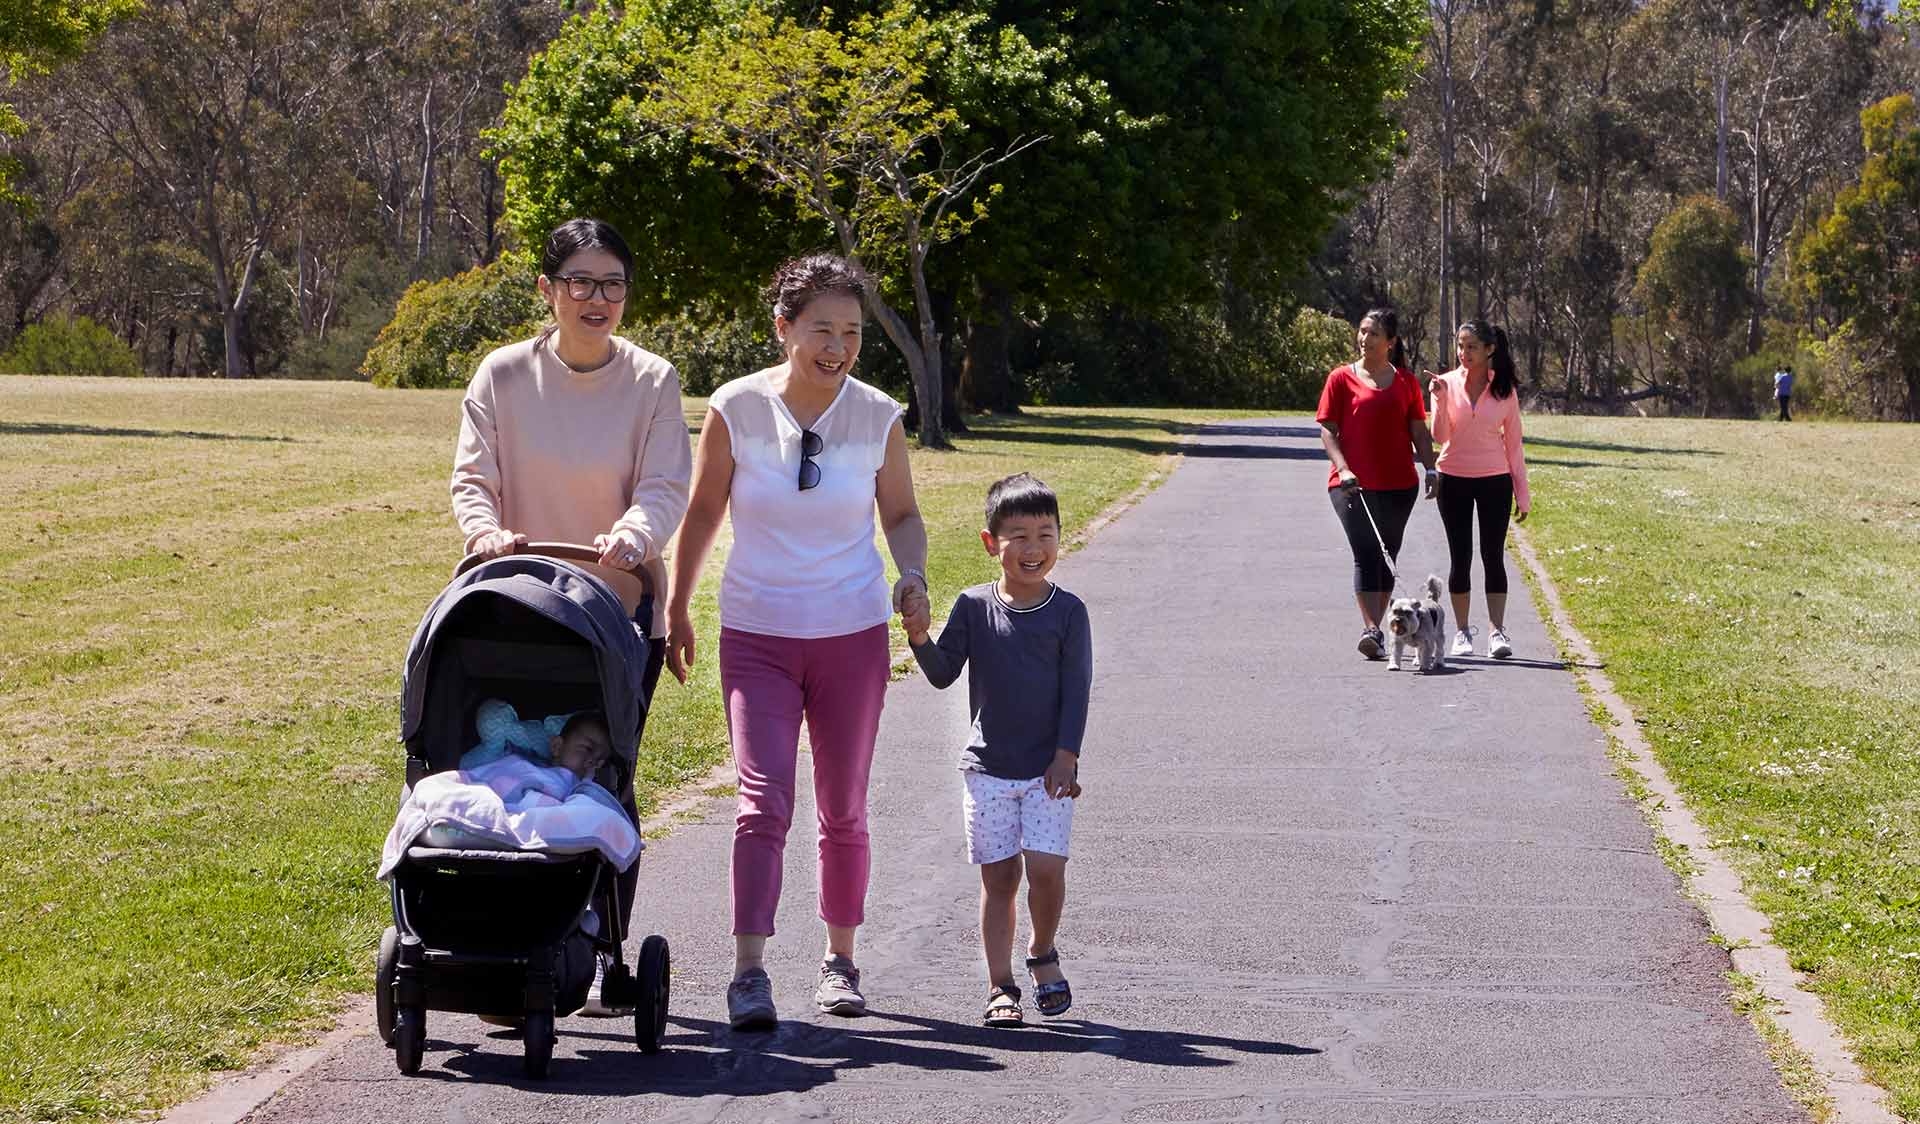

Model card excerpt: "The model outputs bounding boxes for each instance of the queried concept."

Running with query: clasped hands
[893,573,931,639]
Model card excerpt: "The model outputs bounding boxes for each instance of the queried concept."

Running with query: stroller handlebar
[453,542,656,599]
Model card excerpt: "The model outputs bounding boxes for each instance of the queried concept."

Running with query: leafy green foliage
[491,4,810,321]
[1792,95,1920,420]
[359,254,546,388]
[0,314,140,375]
[1023,302,1349,409]
[1633,195,1752,414]
[0,0,138,204]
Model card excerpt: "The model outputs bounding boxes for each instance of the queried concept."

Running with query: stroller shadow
[429,1010,1319,1097]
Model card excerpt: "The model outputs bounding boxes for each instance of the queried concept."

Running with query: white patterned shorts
[961,770,1074,865]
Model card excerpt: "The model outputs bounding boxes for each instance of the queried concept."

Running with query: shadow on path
[1,421,294,443]
[421,1011,1319,1098]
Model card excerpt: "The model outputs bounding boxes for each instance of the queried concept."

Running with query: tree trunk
[416,83,438,270]
[1715,64,1730,201]
[905,246,949,448]
[960,281,1020,413]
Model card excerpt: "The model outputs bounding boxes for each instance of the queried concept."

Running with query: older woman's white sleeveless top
[710,371,904,639]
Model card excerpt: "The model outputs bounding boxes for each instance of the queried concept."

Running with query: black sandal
[1026,949,1072,1017]
[984,984,1024,1027]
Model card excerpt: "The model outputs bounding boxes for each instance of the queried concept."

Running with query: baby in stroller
[376,549,671,1080]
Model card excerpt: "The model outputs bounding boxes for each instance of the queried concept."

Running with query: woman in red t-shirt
[1315,307,1438,659]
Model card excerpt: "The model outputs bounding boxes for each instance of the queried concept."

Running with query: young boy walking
[905,472,1093,1027]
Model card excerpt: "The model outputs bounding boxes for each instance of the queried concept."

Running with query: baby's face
[552,722,612,780]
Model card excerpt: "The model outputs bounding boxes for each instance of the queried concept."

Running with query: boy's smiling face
[982,512,1059,599]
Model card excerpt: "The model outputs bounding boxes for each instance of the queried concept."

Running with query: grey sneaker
[576,953,632,1018]
[727,967,777,1031]
[1450,627,1477,658]
[1488,628,1514,660]
[1357,627,1384,659]
[814,955,866,1016]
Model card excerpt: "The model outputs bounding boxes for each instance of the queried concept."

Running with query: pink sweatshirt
[452,335,693,636]
[1430,369,1530,512]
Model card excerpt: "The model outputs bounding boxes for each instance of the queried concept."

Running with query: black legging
[1329,485,1418,593]
[615,608,667,937]
[1436,472,1513,595]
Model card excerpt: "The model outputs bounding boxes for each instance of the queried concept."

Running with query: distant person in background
[1425,319,1530,661]
[1774,365,1794,421]
[1316,307,1438,660]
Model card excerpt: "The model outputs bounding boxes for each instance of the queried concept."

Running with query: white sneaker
[1488,628,1513,660]
[1449,628,1476,658]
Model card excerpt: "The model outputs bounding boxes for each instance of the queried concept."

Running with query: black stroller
[375,544,670,1078]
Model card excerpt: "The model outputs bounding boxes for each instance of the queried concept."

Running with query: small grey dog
[1385,575,1448,672]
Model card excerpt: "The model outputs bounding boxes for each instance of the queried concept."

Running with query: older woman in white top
[666,253,930,1032]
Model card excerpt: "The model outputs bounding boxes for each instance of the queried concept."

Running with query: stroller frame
[377,545,671,1078]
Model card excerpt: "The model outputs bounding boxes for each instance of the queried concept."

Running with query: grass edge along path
[1513,523,1892,1124]
[1516,415,1920,1124]
[0,378,1242,1124]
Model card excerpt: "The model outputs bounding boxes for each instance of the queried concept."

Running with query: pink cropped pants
[719,624,890,936]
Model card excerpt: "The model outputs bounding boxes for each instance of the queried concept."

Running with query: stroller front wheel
[523,1009,556,1078]
[374,926,399,1046]
[634,934,670,1054]
[393,1005,425,1074]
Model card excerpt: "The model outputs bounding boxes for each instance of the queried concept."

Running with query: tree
[637,2,1044,447]
[1634,194,1752,413]
[65,0,365,377]
[0,0,136,205]
[1793,94,1920,420]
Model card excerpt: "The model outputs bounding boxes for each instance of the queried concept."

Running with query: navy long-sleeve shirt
[909,582,1093,780]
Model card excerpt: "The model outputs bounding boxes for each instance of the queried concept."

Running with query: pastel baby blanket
[378,753,641,879]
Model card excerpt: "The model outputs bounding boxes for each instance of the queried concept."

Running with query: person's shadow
[431,1010,1320,1095]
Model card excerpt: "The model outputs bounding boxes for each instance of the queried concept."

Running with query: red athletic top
[1315,363,1425,491]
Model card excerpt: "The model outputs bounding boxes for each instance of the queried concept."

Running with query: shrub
[361,253,545,388]
[622,313,774,396]
[1020,300,1341,409]
[0,315,142,376]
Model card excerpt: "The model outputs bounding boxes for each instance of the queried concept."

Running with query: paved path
[243,419,1805,1123]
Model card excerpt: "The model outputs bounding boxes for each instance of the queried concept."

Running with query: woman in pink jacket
[1426,319,1530,660]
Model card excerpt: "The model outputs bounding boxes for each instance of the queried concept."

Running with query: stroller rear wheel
[634,934,670,1054]
[374,926,399,1046]
[393,1004,425,1074]
[523,1009,556,1078]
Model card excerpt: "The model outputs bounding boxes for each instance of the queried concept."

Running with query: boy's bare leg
[1024,851,1068,987]
[980,855,1023,987]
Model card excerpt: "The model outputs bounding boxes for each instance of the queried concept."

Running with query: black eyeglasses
[550,275,630,303]
[798,428,823,491]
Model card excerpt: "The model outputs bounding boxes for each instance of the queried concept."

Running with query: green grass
[1523,415,1920,1121]
[0,377,1241,1122]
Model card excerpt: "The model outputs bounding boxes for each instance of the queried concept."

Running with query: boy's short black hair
[561,709,608,738]
[985,472,1060,535]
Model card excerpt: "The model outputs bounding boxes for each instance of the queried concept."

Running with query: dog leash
[1350,484,1401,591]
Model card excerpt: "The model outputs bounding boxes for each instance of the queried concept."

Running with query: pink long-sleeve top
[1430,369,1530,512]
[451,335,693,636]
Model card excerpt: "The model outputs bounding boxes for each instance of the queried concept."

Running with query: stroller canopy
[400,555,648,774]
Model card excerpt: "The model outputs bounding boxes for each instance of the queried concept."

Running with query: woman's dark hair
[540,218,634,281]
[1459,318,1516,399]
[1363,306,1408,368]
[985,472,1060,535]
[764,253,867,323]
